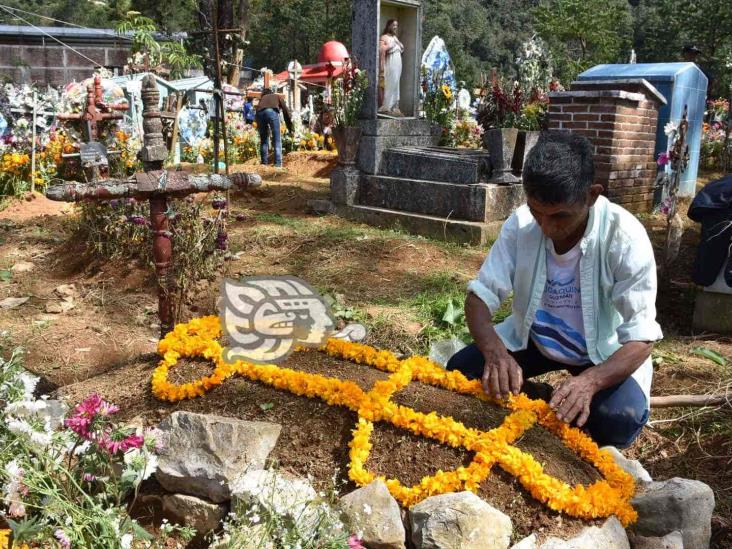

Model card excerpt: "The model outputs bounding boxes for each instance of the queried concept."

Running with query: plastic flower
[657,151,670,166]
[664,121,678,137]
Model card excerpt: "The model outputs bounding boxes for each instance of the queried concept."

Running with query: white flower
[250,513,260,524]
[19,372,38,399]
[121,533,133,549]
[362,503,372,515]
[664,121,678,137]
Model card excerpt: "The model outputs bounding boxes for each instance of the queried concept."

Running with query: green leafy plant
[0,349,194,548]
[116,11,201,78]
[331,59,369,128]
[422,67,456,145]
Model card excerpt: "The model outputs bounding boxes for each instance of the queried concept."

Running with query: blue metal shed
[578,63,708,197]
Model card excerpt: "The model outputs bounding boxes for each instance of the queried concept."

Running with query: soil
[1,163,730,546]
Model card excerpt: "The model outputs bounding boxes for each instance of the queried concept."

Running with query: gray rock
[231,469,322,533]
[162,493,228,534]
[339,480,406,549]
[410,491,512,549]
[155,412,281,502]
[307,199,335,215]
[539,517,629,549]
[601,446,653,483]
[632,477,714,549]
[629,530,684,549]
[511,535,537,549]
[0,296,29,309]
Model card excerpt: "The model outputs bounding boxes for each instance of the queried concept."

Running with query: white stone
[0,296,29,309]
[511,535,537,549]
[155,412,281,502]
[601,446,652,483]
[10,261,34,273]
[410,491,512,549]
[539,517,629,549]
[54,284,77,298]
[632,477,714,549]
[629,530,684,549]
[162,493,227,533]
[339,480,406,549]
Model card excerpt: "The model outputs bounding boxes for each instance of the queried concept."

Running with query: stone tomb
[331,0,523,245]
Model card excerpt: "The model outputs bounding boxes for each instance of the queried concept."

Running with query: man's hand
[481,350,523,400]
[549,375,598,427]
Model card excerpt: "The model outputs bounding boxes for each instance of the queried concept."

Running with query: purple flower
[215,231,228,251]
[55,529,71,549]
[212,199,228,210]
[127,215,148,226]
[657,151,670,166]
[82,473,96,482]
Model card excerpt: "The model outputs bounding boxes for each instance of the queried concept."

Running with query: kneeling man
[448,131,662,448]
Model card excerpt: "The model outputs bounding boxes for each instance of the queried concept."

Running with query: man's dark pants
[446,340,649,448]
[256,108,283,167]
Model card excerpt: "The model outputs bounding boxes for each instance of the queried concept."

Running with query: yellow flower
[151,316,637,524]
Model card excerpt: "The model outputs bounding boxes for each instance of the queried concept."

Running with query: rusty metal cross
[46,75,262,338]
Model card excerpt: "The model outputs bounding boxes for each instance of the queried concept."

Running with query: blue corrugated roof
[579,63,702,82]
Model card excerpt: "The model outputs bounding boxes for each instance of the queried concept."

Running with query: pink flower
[348,535,365,549]
[64,394,119,438]
[99,433,144,455]
[657,151,670,166]
[54,529,71,549]
[83,473,96,482]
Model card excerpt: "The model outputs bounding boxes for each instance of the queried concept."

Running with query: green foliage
[533,0,633,84]
[632,0,732,97]
[247,0,352,75]
[424,0,537,88]
[74,197,227,323]
[115,11,201,78]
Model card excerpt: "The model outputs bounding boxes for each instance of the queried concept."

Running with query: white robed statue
[379,19,404,116]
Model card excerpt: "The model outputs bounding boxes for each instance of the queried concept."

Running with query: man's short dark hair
[522,131,595,204]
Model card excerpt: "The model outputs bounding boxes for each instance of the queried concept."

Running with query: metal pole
[30,91,37,193]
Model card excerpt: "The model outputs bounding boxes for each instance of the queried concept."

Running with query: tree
[533,0,633,84]
[246,0,351,74]
[633,0,732,97]
[423,0,538,88]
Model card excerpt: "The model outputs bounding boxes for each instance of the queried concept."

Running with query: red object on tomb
[274,40,350,83]
[317,41,350,64]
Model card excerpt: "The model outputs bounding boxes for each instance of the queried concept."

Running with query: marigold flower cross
[151,316,637,525]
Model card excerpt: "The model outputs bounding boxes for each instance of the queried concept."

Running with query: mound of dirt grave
[55,348,606,542]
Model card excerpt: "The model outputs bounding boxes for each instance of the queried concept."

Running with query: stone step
[358,175,525,222]
[381,146,491,184]
[336,204,502,246]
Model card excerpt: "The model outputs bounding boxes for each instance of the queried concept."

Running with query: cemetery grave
[0,0,731,547]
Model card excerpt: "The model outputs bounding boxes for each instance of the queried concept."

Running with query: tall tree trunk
[228,0,250,86]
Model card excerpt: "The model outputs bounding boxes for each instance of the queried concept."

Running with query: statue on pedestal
[378,19,404,117]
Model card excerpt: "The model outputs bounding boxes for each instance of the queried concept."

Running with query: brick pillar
[548,79,667,213]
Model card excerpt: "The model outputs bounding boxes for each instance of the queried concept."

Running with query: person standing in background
[255,86,293,168]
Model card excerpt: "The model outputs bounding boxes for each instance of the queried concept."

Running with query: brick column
[548,79,667,213]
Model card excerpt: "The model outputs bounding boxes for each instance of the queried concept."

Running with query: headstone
[578,63,708,198]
